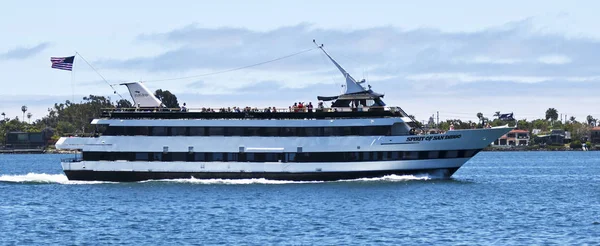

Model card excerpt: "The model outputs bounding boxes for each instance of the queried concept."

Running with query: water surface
[1,152,599,245]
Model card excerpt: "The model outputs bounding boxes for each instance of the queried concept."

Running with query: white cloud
[454,56,522,65]
[537,54,572,65]
[405,73,552,84]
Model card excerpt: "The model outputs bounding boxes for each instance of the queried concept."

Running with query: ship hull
[61,157,472,182]
[64,167,460,182]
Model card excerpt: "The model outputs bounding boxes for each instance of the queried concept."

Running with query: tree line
[1,90,597,147]
[0,90,179,145]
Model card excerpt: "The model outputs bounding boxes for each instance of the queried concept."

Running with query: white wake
[0,173,436,185]
[340,174,433,182]
[0,173,109,185]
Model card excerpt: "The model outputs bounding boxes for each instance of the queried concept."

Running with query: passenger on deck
[272,107,277,113]
[307,102,313,112]
[181,103,187,112]
[316,102,324,112]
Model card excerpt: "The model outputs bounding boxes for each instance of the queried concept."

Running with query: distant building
[535,129,571,146]
[591,127,600,144]
[493,129,530,146]
[4,132,47,149]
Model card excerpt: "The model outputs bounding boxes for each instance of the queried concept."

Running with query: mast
[313,40,366,94]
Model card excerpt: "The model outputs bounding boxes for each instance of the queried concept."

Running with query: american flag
[51,56,75,71]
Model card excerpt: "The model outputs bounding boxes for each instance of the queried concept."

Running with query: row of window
[102,126,393,137]
[82,149,480,162]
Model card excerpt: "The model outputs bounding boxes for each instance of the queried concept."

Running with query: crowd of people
[119,100,370,114]
[181,101,329,113]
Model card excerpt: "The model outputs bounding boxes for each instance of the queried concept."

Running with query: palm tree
[493,111,501,118]
[1,112,5,121]
[587,115,595,126]
[545,108,558,122]
[21,105,27,122]
[27,112,32,124]
[476,112,483,127]
[569,116,576,123]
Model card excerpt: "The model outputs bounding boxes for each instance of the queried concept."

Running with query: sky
[1,0,600,123]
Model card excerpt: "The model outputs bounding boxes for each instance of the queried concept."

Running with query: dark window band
[82,149,481,162]
[102,126,392,137]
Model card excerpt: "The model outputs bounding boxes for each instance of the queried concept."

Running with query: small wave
[0,173,109,185]
[147,174,434,185]
[339,174,433,182]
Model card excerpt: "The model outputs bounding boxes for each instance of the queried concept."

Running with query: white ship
[56,44,512,181]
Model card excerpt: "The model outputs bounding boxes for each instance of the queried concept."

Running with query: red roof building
[493,129,530,146]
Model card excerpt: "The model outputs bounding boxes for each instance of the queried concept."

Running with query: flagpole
[71,53,75,103]
[75,51,124,100]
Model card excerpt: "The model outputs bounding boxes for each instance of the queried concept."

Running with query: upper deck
[100,106,410,120]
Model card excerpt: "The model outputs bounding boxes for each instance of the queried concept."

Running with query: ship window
[281,127,296,136]
[189,127,206,136]
[208,127,225,136]
[361,152,371,161]
[171,127,188,136]
[287,153,296,162]
[194,153,205,161]
[226,127,244,136]
[227,153,238,161]
[83,152,102,161]
[172,152,187,161]
[404,151,418,160]
[445,150,458,158]
[134,127,149,136]
[105,126,125,136]
[304,127,321,136]
[360,126,376,136]
[323,127,334,136]
[162,153,172,161]
[79,149,480,163]
[136,152,149,161]
[438,151,447,159]
[113,152,129,161]
[428,151,439,159]
[381,151,390,161]
[244,127,260,136]
[263,128,279,136]
[151,127,168,136]
[211,153,224,161]
[254,153,266,161]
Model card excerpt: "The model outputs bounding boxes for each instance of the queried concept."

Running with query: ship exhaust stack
[120,82,163,108]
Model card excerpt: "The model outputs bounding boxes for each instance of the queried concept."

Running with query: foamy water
[0,173,433,185]
[0,173,110,185]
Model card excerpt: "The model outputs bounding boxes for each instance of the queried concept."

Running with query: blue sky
[1,0,600,122]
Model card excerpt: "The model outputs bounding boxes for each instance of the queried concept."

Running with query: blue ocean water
[1,152,599,245]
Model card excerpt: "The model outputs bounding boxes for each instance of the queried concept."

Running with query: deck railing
[103,106,402,114]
